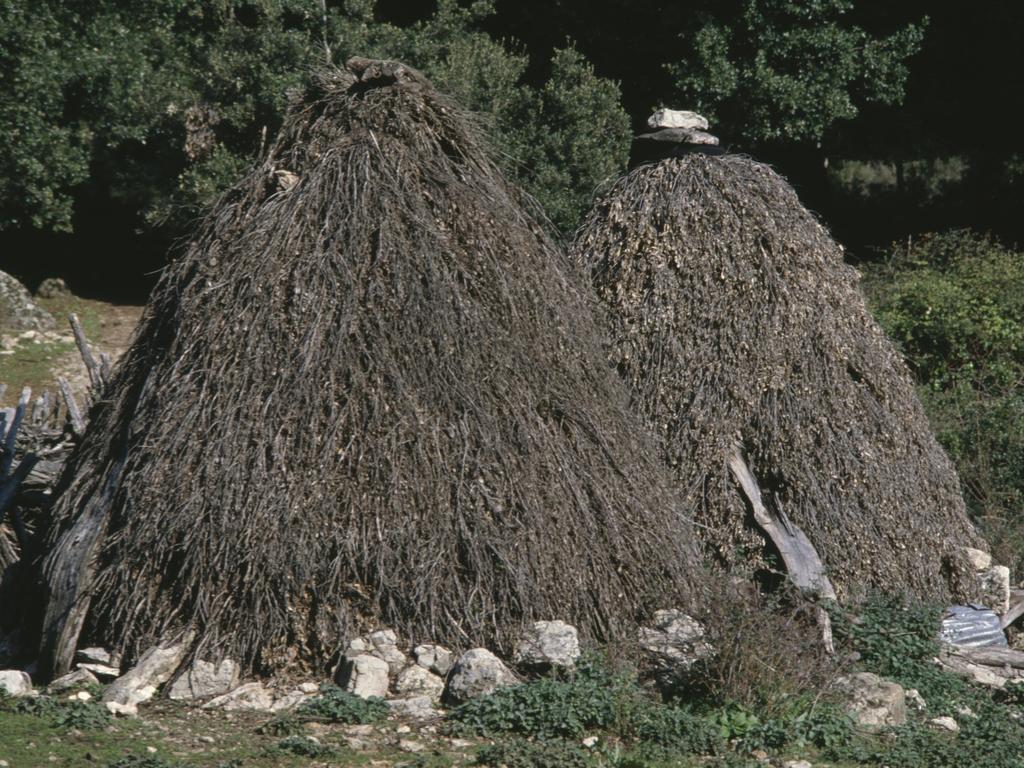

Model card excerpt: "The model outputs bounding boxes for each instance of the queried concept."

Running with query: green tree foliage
[667,0,925,144]
[864,231,1024,570]
[0,0,629,239]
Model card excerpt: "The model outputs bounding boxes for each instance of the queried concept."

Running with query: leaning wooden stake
[57,377,86,438]
[0,387,38,551]
[68,313,103,397]
[729,443,837,653]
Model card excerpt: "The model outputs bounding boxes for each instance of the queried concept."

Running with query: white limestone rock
[168,658,240,700]
[647,109,709,131]
[513,620,580,669]
[338,654,390,699]
[47,668,100,694]
[394,665,445,702]
[412,644,454,677]
[965,547,993,571]
[832,672,907,730]
[0,670,32,697]
[386,695,442,720]
[445,648,517,705]
[102,639,189,708]
[202,682,275,712]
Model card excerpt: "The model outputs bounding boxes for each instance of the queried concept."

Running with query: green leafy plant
[271,735,338,758]
[295,683,388,724]
[865,231,1024,576]
[107,757,182,768]
[15,694,112,730]
[450,656,633,740]
[475,738,593,768]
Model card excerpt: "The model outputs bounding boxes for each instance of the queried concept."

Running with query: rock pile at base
[0,613,710,718]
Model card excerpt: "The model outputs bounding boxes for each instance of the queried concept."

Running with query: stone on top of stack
[630,108,723,167]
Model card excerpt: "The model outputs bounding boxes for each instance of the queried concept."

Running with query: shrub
[107,757,182,768]
[14,694,111,730]
[685,583,839,717]
[296,684,389,724]
[864,231,1024,574]
[475,738,594,768]
[450,657,630,739]
[271,735,337,758]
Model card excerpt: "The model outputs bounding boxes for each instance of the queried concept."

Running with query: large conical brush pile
[36,60,705,679]
[571,153,983,603]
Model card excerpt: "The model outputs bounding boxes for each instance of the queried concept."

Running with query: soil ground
[0,294,142,408]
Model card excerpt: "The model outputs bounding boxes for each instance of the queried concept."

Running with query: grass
[0,700,472,768]
[0,294,128,407]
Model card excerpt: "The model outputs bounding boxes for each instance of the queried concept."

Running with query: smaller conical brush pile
[572,127,983,603]
[36,61,705,679]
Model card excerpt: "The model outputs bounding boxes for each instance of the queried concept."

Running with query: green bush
[296,683,389,724]
[864,231,1024,573]
[833,592,941,677]
[823,592,1024,768]
[107,757,182,768]
[13,694,112,730]
[1,0,628,241]
[450,657,630,739]
[271,735,337,758]
[475,738,594,768]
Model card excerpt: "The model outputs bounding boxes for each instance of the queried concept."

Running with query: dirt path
[0,294,143,408]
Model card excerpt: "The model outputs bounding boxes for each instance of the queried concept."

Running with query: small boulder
[386,695,442,720]
[445,648,517,705]
[965,547,993,571]
[47,668,100,694]
[929,715,960,732]
[35,277,70,299]
[338,654,390,699]
[980,565,1011,614]
[76,663,121,682]
[346,630,407,676]
[905,688,927,711]
[647,109,709,131]
[102,639,189,709]
[75,647,117,667]
[412,644,454,677]
[203,682,275,712]
[513,620,580,670]
[638,609,711,673]
[394,665,445,702]
[832,672,907,730]
[168,658,240,700]
[0,670,32,697]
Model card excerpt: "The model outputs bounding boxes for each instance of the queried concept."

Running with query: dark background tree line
[2,0,1024,568]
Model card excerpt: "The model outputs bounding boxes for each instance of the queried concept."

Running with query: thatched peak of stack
[36,59,705,680]
[572,152,983,603]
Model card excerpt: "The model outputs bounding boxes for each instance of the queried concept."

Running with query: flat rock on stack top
[631,108,721,167]
[648,109,709,130]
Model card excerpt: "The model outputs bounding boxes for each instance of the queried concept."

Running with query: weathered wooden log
[0,388,37,552]
[39,451,127,679]
[729,444,837,652]
[57,377,86,438]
